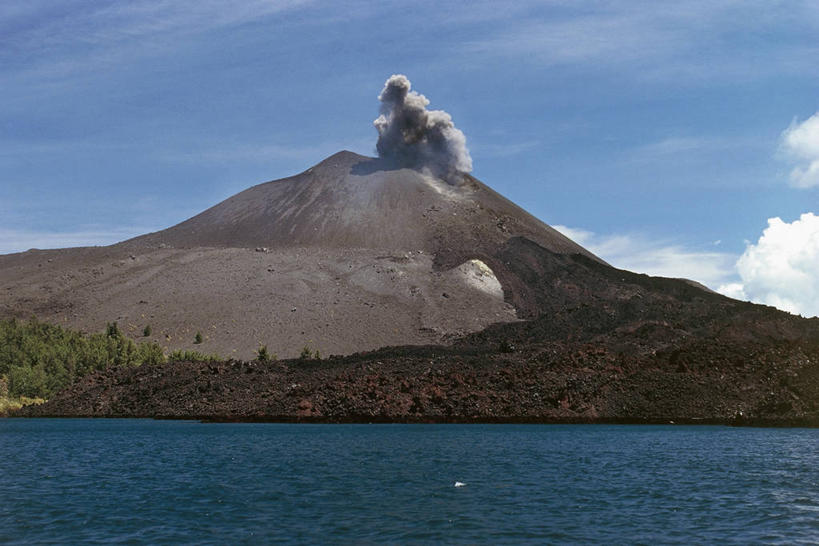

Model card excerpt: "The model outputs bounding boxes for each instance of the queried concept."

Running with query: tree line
[0,318,169,399]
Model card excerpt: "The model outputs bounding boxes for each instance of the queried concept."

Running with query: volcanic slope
[124,151,592,259]
[0,151,599,358]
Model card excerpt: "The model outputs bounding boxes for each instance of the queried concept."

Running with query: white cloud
[1,0,313,89]
[460,1,819,83]
[716,282,746,301]
[553,225,738,289]
[781,112,819,188]
[462,10,684,73]
[724,213,819,317]
[628,136,760,163]
[4,1,311,50]
[557,218,819,318]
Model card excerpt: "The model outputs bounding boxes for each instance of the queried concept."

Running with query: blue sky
[2,1,819,315]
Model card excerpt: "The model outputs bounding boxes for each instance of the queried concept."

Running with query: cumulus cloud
[553,225,738,289]
[374,74,472,181]
[720,213,819,317]
[555,219,819,318]
[781,112,819,188]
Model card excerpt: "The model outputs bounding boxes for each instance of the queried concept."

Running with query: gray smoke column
[374,74,472,181]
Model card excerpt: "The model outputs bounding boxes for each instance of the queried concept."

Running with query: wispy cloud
[0,138,133,159]
[469,140,541,159]
[1,0,312,88]
[460,1,819,83]
[2,1,312,51]
[628,136,752,161]
[161,137,374,165]
[464,11,677,67]
[0,134,374,171]
[0,226,154,255]
[623,135,770,171]
[554,225,738,289]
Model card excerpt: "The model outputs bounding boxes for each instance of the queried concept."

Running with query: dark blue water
[1,420,818,544]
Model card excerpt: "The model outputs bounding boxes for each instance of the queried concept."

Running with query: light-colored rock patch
[454,259,504,299]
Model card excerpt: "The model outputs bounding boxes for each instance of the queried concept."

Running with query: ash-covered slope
[123,151,594,260]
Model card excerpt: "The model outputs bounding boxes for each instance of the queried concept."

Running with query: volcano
[8,151,819,424]
[1,151,600,358]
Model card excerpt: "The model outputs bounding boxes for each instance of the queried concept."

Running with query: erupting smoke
[374,74,472,181]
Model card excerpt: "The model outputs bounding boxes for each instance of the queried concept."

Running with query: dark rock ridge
[18,239,819,425]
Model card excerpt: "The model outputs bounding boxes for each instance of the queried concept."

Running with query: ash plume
[374,75,472,181]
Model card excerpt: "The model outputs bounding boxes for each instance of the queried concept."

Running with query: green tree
[143,325,152,337]
[8,364,47,399]
[136,342,165,366]
[106,322,121,338]
[0,318,168,399]
[257,345,270,362]
[167,349,221,363]
[194,331,203,344]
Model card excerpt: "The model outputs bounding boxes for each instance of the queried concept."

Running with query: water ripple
[1,420,818,544]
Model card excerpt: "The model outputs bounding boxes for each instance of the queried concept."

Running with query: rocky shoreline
[16,328,819,426]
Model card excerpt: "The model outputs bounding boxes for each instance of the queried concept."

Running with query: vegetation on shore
[0,394,45,416]
[0,316,332,409]
[167,349,221,363]
[0,318,220,400]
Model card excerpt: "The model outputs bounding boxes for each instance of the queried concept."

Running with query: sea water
[1,420,817,544]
